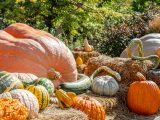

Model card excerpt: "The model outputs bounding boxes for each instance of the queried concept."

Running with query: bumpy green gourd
[132,55,160,69]
[127,39,160,69]
[126,38,144,58]
[90,66,121,82]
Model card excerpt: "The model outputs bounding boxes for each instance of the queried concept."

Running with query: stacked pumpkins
[0,71,55,119]
[1,23,160,120]
[0,23,106,120]
[0,23,78,119]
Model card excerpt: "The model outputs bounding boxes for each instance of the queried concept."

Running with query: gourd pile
[0,23,160,120]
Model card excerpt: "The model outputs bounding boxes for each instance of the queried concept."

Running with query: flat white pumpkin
[92,75,119,96]
[120,33,160,58]
[90,66,121,96]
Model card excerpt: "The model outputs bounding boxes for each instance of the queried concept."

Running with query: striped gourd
[34,77,54,96]
[26,85,50,109]
[11,73,38,87]
[0,89,39,119]
[0,73,24,94]
[60,74,91,94]
[0,71,8,78]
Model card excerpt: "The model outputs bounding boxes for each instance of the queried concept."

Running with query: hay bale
[84,55,154,83]
[72,51,100,64]
[33,104,88,120]
[77,64,87,73]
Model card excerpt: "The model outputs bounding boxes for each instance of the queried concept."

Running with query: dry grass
[32,104,88,120]
[32,85,160,120]
[84,55,154,83]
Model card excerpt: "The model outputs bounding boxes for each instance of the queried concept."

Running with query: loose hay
[33,104,88,120]
[84,55,154,84]
[77,64,87,73]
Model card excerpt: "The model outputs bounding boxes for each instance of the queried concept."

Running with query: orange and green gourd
[55,89,76,109]
[73,95,105,120]
[0,71,24,94]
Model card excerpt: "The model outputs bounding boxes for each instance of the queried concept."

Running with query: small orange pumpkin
[76,56,83,66]
[127,72,160,115]
[73,95,105,120]
[0,98,27,120]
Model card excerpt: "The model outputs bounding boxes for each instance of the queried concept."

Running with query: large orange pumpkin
[127,72,160,115]
[0,23,77,87]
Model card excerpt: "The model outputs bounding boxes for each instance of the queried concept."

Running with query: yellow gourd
[76,56,83,65]
[55,89,76,109]
[84,38,94,52]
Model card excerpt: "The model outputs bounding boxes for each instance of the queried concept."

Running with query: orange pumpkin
[0,98,27,120]
[73,96,105,120]
[0,23,77,88]
[76,56,83,66]
[127,72,160,115]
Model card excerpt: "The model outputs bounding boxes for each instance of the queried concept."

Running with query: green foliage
[0,0,105,43]
[96,14,149,57]
[132,0,160,12]
[0,0,159,56]
[95,3,160,57]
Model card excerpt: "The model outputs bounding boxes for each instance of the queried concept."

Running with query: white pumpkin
[90,66,121,96]
[92,76,119,96]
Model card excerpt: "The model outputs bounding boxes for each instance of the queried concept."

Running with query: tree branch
[55,0,86,36]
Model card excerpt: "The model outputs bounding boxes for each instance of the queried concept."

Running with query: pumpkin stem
[47,68,61,80]
[82,95,90,100]
[136,72,146,81]
[126,38,144,58]
[90,66,121,82]
[132,55,160,69]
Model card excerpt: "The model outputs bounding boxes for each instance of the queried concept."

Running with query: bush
[95,4,160,57]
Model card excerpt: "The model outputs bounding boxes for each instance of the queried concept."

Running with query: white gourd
[91,66,121,96]
[92,76,119,96]
[120,33,160,58]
